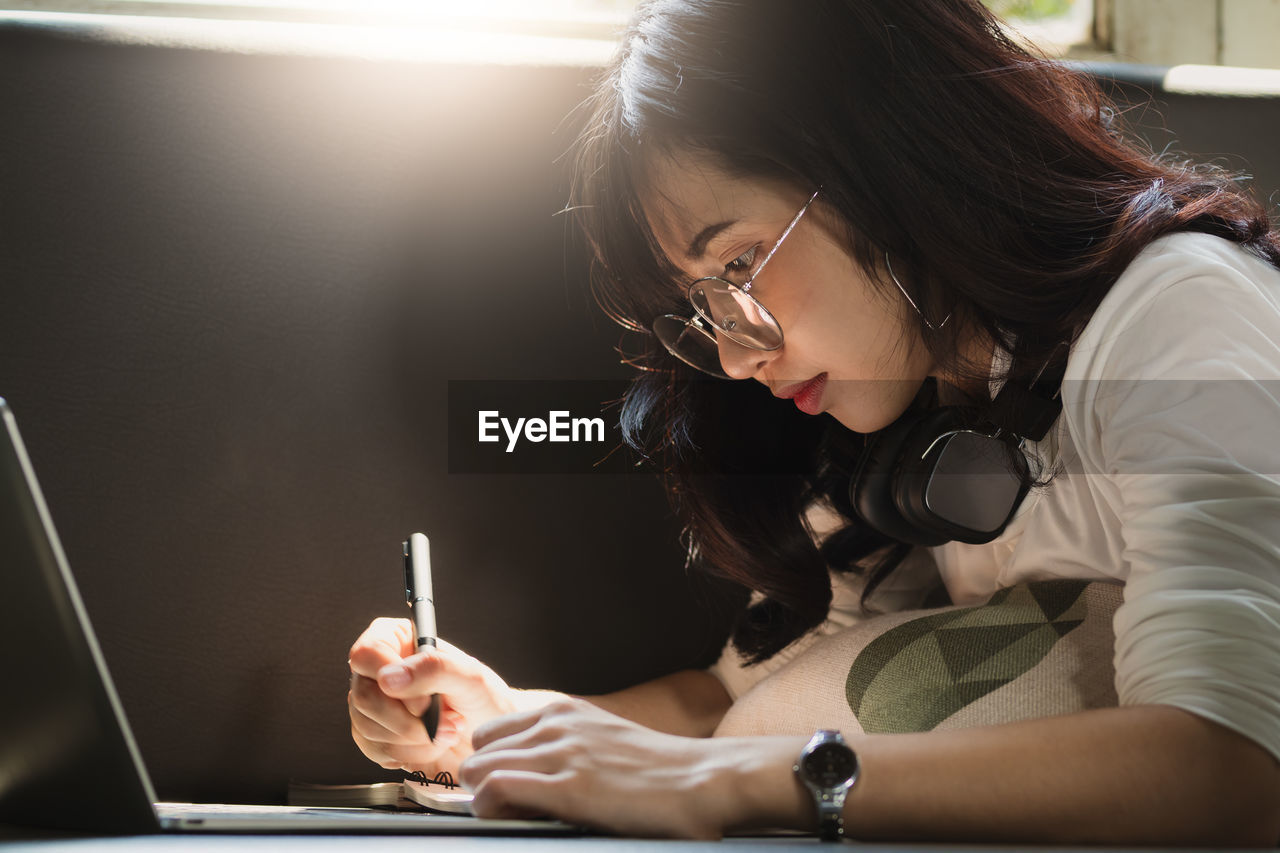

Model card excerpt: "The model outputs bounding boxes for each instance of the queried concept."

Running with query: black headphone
[850,354,1067,547]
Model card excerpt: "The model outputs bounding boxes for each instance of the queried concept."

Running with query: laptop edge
[0,399,159,833]
[0,399,579,837]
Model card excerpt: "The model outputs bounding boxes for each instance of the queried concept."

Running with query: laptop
[0,398,576,836]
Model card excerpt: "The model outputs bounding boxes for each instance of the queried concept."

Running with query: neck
[934,325,998,405]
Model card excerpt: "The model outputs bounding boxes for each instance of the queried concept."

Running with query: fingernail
[381,665,410,689]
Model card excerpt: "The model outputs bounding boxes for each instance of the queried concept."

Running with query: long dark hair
[568,0,1280,663]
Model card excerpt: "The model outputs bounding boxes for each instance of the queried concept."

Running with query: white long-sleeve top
[711,232,1280,762]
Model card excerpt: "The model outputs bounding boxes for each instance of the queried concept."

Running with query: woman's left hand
[459,697,797,839]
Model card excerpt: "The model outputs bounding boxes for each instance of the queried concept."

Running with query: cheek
[769,251,868,342]
[794,275,908,372]
[768,236,927,378]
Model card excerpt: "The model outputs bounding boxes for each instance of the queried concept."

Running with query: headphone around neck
[849,353,1067,547]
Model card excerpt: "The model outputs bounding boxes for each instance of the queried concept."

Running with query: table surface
[0,825,1221,852]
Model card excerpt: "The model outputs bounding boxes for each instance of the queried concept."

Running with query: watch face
[802,741,858,788]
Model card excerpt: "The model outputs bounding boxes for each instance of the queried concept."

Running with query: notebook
[288,773,474,815]
[0,398,576,836]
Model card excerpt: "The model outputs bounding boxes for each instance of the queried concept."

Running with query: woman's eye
[724,246,757,275]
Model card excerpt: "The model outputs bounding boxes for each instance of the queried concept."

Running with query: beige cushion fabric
[714,580,1122,737]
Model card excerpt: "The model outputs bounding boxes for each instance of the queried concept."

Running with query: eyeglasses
[652,188,820,379]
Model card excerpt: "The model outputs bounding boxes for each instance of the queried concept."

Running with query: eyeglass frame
[653,187,821,373]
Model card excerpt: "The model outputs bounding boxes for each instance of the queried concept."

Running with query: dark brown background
[0,15,1276,804]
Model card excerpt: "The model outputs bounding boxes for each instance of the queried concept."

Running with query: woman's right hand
[347,617,522,778]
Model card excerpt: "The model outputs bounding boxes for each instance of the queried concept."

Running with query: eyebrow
[685,220,736,260]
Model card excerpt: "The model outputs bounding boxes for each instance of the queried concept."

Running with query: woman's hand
[459,698,806,839]
[347,617,524,778]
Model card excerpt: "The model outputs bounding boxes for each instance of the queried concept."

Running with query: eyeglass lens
[689,278,783,350]
[652,314,730,378]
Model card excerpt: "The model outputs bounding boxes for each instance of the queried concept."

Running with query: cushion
[714,579,1122,737]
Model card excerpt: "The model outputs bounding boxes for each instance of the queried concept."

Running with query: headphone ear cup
[894,407,1031,545]
[890,406,978,533]
[850,410,950,547]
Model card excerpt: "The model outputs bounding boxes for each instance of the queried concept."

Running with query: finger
[431,708,465,749]
[349,617,415,678]
[470,707,545,752]
[348,718,424,770]
[469,771,567,822]
[349,698,428,748]
[350,721,400,769]
[365,740,452,772]
[471,697,584,751]
[404,694,429,718]
[459,744,564,791]
[349,674,431,741]
[348,694,406,744]
[347,708,452,770]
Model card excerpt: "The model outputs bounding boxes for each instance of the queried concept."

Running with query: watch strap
[795,730,858,842]
[816,793,846,841]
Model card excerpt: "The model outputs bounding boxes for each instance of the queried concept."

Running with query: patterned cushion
[714,580,1122,737]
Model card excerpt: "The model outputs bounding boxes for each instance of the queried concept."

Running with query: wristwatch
[793,729,859,841]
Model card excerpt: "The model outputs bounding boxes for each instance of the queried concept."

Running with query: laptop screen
[0,399,159,832]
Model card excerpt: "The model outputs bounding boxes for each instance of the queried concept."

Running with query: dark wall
[0,18,741,803]
[1,15,1277,807]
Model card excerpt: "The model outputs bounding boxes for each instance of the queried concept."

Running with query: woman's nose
[715,334,777,381]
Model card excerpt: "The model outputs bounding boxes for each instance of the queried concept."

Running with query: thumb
[377,658,435,720]
[377,645,510,718]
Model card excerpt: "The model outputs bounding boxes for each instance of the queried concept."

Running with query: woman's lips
[775,373,828,415]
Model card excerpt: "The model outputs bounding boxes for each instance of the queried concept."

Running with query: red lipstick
[775,373,827,415]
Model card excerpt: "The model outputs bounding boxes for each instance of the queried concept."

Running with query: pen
[403,532,441,741]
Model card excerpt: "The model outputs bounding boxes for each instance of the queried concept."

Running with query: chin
[826,387,917,434]
[827,404,896,435]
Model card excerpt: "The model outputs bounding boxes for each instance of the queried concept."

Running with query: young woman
[348,0,1280,843]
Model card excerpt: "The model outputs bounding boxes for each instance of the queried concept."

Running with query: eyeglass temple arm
[740,187,821,295]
